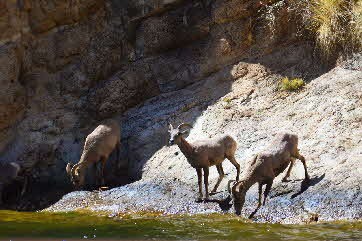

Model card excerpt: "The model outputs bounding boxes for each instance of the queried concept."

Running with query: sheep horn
[71,163,81,178]
[66,163,72,177]
[177,123,192,131]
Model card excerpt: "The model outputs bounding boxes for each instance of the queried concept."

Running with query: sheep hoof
[209,191,219,196]
[196,197,204,203]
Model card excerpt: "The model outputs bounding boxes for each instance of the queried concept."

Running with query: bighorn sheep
[0,162,21,205]
[229,133,310,218]
[168,123,240,201]
[66,119,121,189]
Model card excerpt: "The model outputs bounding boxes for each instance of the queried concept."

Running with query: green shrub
[280,77,304,91]
[224,98,232,103]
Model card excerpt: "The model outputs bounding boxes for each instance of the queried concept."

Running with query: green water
[0,210,361,240]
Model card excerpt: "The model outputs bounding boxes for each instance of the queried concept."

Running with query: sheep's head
[168,123,192,145]
[66,162,84,189]
[230,181,247,215]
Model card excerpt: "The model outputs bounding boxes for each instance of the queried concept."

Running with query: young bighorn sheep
[66,119,121,189]
[0,162,21,205]
[168,123,240,201]
[229,132,310,218]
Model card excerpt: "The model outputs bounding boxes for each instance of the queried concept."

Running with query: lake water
[0,210,361,240]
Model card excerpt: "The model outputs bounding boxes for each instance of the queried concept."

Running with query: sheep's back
[83,121,120,157]
[191,134,236,161]
[265,133,297,155]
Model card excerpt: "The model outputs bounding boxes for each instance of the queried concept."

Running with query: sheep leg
[93,163,98,186]
[20,175,28,197]
[100,156,107,186]
[257,182,263,208]
[203,167,210,200]
[196,168,203,201]
[249,182,263,219]
[282,158,295,182]
[295,152,310,181]
[211,164,224,194]
[0,183,3,206]
[227,156,240,181]
[116,142,121,168]
[262,180,273,205]
[183,7,189,26]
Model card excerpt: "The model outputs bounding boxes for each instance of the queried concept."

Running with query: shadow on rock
[205,195,233,211]
[291,174,325,199]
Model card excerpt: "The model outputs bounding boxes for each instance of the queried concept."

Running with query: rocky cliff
[47,54,362,223]
[1,0,361,220]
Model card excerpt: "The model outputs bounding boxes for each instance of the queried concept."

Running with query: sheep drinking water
[229,132,310,218]
[66,119,121,189]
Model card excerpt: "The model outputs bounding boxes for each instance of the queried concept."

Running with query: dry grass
[350,1,362,49]
[261,0,362,58]
[310,0,348,56]
[309,0,361,57]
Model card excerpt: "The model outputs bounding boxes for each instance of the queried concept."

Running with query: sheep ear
[168,124,173,132]
[66,163,72,176]
[177,123,192,131]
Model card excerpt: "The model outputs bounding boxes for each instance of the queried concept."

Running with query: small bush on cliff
[224,98,232,103]
[280,77,304,91]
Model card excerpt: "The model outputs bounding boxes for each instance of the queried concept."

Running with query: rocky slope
[1,0,361,222]
[47,55,362,223]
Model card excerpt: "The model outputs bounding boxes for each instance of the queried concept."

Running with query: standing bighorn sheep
[229,132,310,218]
[168,123,240,201]
[0,162,21,205]
[66,119,121,189]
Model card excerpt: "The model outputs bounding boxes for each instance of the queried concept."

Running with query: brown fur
[169,123,240,200]
[229,133,310,217]
[66,119,121,189]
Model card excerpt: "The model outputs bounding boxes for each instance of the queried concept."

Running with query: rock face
[0,0,361,223]
[0,0,271,209]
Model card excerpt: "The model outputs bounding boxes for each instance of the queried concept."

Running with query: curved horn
[227,180,237,194]
[177,123,192,130]
[71,163,81,177]
[66,163,72,177]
